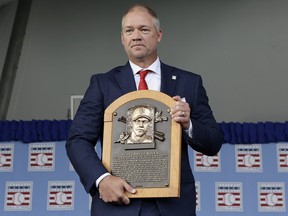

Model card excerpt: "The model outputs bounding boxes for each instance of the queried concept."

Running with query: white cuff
[184,119,193,138]
[96,172,111,188]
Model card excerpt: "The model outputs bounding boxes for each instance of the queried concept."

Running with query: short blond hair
[121,4,161,32]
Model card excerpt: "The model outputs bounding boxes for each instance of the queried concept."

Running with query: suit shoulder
[90,66,124,79]
[92,66,123,77]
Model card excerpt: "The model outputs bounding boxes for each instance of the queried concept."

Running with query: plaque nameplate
[102,90,181,198]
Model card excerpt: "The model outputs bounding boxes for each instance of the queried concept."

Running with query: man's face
[132,117,150,137]
[121,7,162,63]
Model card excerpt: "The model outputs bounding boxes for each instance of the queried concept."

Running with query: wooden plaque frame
[102,90,181,198]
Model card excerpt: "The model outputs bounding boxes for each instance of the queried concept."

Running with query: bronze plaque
[102,90,181,198]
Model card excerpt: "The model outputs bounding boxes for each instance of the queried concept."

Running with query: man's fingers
[172,95,181,101]
[170,96,189,116]
[121,181,136,205]
[170,95,191,129]
[114,180,135,205]
[123,181,136,194]
[121,195,130,205]
[98,176,135,205]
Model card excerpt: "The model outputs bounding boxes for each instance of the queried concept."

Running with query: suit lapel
[160,63,178,97]
[114,63,137,94]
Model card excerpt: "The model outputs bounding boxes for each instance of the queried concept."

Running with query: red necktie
[138,70,149,90]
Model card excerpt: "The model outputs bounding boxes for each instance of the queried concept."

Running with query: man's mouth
[136,129,144,132]
[131,44,144,48]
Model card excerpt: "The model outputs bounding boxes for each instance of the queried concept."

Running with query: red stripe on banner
[261,193,283,196]
[31,153,53,156]
[8,192,30,195]
[49,202,72,205]
[261,204,283,207]
[218,203,241,206]
[6,203,30,206]
[274,193,283,196]
[238,164,260,167]
[30,164,53,166]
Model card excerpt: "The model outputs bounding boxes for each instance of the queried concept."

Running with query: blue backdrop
[0,120,287,215]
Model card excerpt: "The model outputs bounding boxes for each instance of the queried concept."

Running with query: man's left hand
[170,96,191,129]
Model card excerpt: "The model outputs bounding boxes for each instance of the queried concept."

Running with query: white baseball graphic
[36,153,48,166]
[266,193,278,206]
[55,192,67,205]
[224,193,236,206]
[0,154,6,166]
[202,155,213,166]
[13,192,25,205]
[243,154,255,167]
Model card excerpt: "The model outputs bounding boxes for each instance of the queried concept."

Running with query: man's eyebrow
[124,25,150,29]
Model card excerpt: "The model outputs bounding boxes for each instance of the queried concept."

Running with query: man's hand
[98,175,136,205]
[170,96,191,129]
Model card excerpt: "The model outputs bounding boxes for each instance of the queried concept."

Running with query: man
[66,3,223,216]
[128,106,153,144]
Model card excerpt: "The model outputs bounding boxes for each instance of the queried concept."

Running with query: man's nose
[132,30,142,41]
[133,38,141,42]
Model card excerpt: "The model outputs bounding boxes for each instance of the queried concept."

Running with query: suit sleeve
[185,76,223,156]
[65,75,108,196]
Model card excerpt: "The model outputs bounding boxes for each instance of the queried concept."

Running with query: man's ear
[157,30,163,43]
[121,32,124,45]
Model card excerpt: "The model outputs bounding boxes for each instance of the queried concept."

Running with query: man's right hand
[98,175,136,205]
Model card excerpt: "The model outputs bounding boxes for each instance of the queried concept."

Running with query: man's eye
[126,29,133,34]
[141,29,150,33]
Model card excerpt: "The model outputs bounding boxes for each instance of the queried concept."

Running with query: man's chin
[130,50,147,58]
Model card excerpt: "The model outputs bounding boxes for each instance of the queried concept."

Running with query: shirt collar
[129,57,161,76]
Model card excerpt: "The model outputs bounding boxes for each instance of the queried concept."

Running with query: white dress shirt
[130,57,161,91]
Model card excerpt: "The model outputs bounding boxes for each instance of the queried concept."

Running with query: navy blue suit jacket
[66,62,223,216]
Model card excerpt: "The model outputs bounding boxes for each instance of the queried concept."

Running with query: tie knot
[139,70,150,79]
